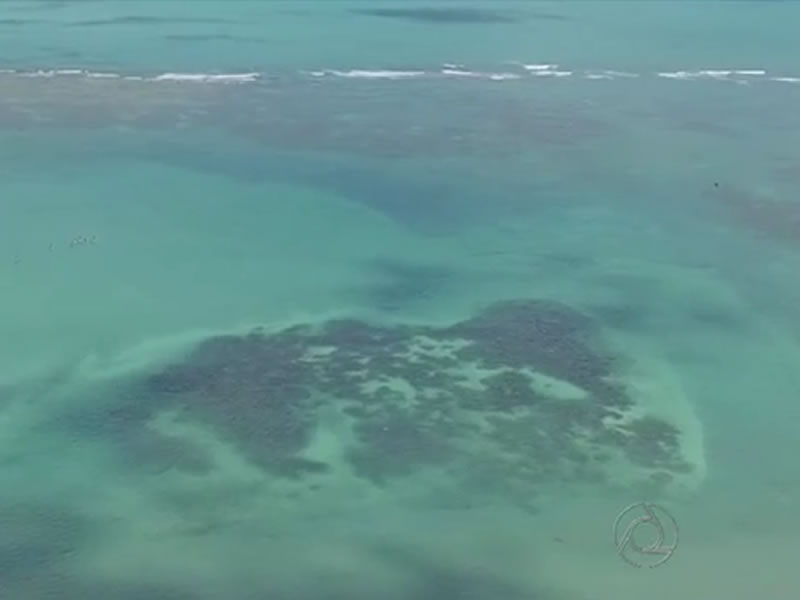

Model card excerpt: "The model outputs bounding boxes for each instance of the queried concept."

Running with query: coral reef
[347,407,451,483]
[349,7,520,24]
[120,298,693,502]
[708,183,800,245]
[146,331,318,476]
[0,71,612,161]
[0,503,91,588]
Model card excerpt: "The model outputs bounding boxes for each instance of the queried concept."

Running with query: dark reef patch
[0,18,44,25]
[67,298,695,505]
[6,0,62,12]
[708,183,800,245]
[120,429,215,476]
[42,46,84,59]
[164,33,263,43]
[371,543,553,600]
[349,7,520,24]
[617,416,689,471]
[46,385,213,475]
[129,143,480,234]
[356,258,458,312]
[1,73,615,163]
[347,407,451,484]
[685,304,745,330]
[54,386,157,439]
[15,576,205,600]
[0,503,91,586]
[68,15,236,26]
[480,370,543,411]
[448,299,615,389]
[145,331,318,476]
[588,302,653,332]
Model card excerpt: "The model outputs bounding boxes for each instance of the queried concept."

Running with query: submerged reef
[117,298,693,504]
[0,71,611,160]
[349,7,520,24]
[708,183,800,245]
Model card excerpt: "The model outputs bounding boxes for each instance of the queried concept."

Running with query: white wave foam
[441,69,520,81]
[522,64,558,71]
[150,72,260,83]
[207,72,260,83]
[599,70,639,78]
[531,70,572,77]
[324,69,425,79]
[513,62,572,78]
[702,70,734,78]
[657,71,699,80]
[18,69,56,78]
[87,72,121,79]
[488,73,521,81]
[657,69,765,81]
[441,69,476,77]
[0,68,260,84]
[0,63,795,88]
[583,70,638,80]
[582,70,638,81]
[658,71,697,80]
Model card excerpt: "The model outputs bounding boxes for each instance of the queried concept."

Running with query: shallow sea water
[2,2,800,599]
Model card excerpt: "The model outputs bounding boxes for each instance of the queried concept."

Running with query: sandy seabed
[2,147,800,599]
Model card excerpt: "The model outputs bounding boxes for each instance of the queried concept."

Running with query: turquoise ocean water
[2,1,800,598]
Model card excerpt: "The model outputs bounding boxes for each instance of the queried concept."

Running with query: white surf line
[3,65,800,85]
[656,69,771,82]
[439,68,522,80]
[150,72,261,83]
[306,69,426,80]
[0,68,262,83]
[583,70,640,80]
[655,69,800,84]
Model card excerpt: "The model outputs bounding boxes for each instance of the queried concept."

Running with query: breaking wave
[0,64,797,85]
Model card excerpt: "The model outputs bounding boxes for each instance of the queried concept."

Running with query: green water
[2,2,800,599]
